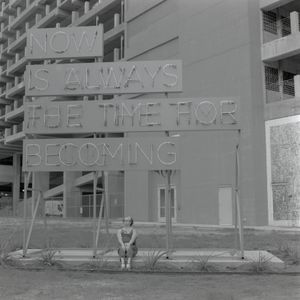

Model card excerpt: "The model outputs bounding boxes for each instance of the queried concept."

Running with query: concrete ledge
[9,248,285,271]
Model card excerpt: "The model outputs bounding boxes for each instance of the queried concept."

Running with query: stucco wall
[124,0,268,225]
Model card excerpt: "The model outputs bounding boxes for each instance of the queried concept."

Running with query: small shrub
[278,242,300,265]
[40,248,58,266]
[0,228,19,267]
[143,249,168,271]
[192,253,218,272]
[246,252,272,273]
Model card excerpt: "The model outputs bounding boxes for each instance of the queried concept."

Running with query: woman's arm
[128,229,137,245]
[117,229,125,248]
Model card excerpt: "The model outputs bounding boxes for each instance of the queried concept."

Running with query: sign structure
[24,98,239,134]
[23,137,180,172]
[26,26,104,60]
[25,60,182,96]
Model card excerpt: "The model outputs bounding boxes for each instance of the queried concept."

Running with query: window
[283,71,295,96]
[265,66,279,92]
[263,11,277,34]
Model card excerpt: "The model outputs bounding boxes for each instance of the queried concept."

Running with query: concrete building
[0,0,298,226]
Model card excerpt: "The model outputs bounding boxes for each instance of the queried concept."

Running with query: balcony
[6,79,25,99]
[0,65,13,83]
[261,0,295,10]
[5,121,25,144]
[5,101,24,123]
[8,0,44,31]
[262,11,300,61]
[9,0,26,9]
[265,78,295,103]
[7,55,27,75]
[72,0,121,26]
[265,75,300,119]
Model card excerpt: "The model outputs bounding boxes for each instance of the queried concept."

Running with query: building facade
[0,0,298,226]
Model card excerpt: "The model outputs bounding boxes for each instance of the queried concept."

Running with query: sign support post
[235,129,244,259]
[166,169,173,258]
[92,171,98,257]
[103,171,109,234]
[23,171,31,257]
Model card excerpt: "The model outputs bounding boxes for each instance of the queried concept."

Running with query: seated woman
[117,216,138,270]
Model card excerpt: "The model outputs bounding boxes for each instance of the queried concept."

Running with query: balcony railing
[263,16,292,43]
[266,79,295,103]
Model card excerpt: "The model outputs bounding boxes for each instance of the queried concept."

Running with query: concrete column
[113,48,120,61]
[294,75,300,97]
[33,172,49,217]
[12,154,21,216]
[63,171,81,217]
[114,13,120,27]
[12,125,17,135]
[16,6,21,17]
[45,5,50,15]
[290,11,299,34]
[8,15,14,26]
[72,11,79,23]
[84,1,90,13]
[35,13,41,23]
[278,62,284,100]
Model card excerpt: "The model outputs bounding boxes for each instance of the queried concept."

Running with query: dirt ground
[0,268,299,300]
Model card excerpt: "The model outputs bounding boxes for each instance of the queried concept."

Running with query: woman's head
[123,216,134,227]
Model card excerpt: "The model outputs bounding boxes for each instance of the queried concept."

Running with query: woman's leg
[118,248,126,270]
[126,246,136,270]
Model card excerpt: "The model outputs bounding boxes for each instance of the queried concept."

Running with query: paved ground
[0,268,299,300]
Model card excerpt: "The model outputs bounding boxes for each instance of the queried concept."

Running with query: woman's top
[120,228,136,245]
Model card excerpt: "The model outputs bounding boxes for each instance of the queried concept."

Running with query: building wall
[124,0,268,225]
[0,0,271,225]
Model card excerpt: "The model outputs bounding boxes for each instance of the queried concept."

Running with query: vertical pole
[25,190,41,253]
[104,171,109,234]
[234,193,238,252]
[22,172,29,257]
[166,170,172,258]
[235,131,244,259]
[92,171,97,257]
[43,195,49,249]
[95,193,105,255]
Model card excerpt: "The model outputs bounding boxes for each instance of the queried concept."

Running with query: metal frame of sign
[25,60,182,96]
[23,137,180,172]
[26,26,104,60]
[24,98,239,134]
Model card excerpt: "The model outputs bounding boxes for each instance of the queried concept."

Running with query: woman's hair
[123,216,134,226]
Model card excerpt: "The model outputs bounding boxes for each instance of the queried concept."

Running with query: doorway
[158,185,177,222]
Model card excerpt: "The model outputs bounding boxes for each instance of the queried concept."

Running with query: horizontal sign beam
[26,26,103,60]
[24,98,239,134]
[25,60,182,96]
[23,137,180,172]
